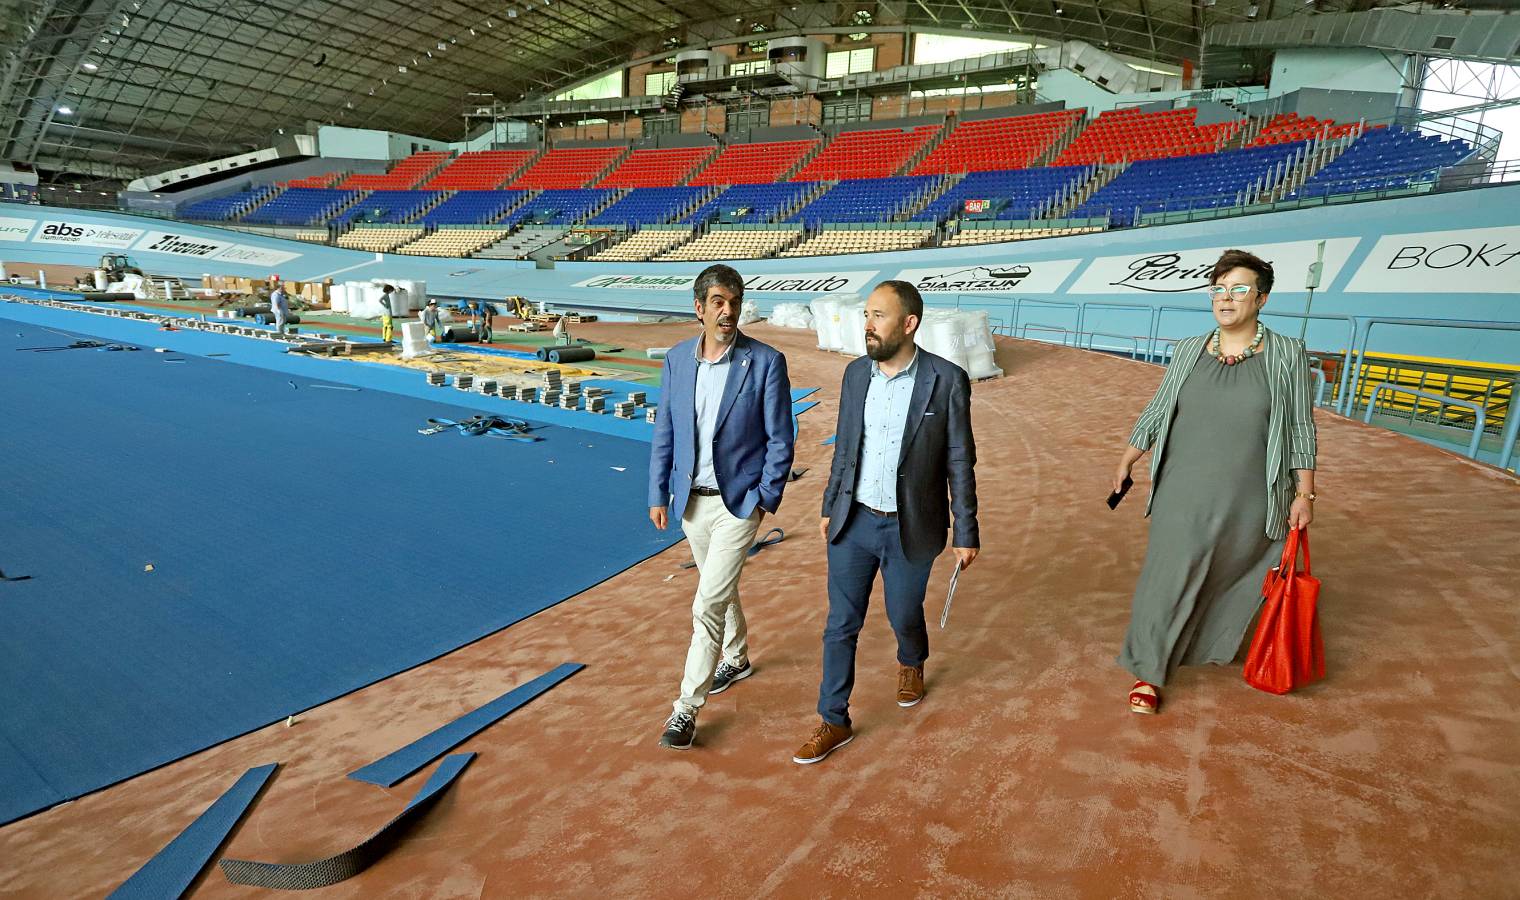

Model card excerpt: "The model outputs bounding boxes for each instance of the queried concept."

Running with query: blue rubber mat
[220,754,474,890]
[0,318,680,826]
[349,663,583,787]
[107,763,277,900]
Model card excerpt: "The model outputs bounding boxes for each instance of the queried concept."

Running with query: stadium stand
[683,182,819,225]
[290,229,331,243]
[780,228,935,256]
[789,175,940,226]
[943,224,1106,246]
[335,226,424,252]
[1286,127,1473,199]
[395,228,512,257]
[282,172,345,188]
[912,109,1084,175]
[178,185,278,221]
[509,146,625,189]
[241,188,360,225]
[337,151,450,190]
[1072,142,1311,224]
[421,150,537,190]
[1247,112,1365,147]
[913,166,1090,222]
[418,190,527,226]
[587,186,710,226]
[791,125,941,181]
[588,227,694,261]
[1054,106,1244,166]
[597,146,717,187]
[331,189,441,225]
[656,229,803,260]
[473,226,571,259]
[503,188,618,226]
[689,139,819,186]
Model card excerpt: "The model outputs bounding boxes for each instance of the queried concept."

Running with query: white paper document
[939,563,962,629]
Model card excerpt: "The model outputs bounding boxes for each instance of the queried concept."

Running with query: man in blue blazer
[794,280,980,765]
[648,264,795,750]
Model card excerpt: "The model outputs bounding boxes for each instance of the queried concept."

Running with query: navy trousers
[817,506,936,727]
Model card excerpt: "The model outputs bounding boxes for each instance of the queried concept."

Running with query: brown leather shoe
[792,720,853,765]
[897,665,925,707]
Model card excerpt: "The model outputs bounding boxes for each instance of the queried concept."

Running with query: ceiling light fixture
[82,61,98,70]
[56,105,73,114]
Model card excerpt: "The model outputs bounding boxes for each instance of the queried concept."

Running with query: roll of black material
[548,347,595,364]
[535,346,552,361]
[441,325,478,343]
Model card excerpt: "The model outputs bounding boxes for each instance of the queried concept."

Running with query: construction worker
[379,284,397,342]
[421,298,442,342]
[270,281,290,335]
[472,299,493,343]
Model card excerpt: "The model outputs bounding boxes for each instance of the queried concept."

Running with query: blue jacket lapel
[714,333,753,430]
[898,357,938,466]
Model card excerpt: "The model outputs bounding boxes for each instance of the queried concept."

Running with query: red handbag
[1244,527,1325,695]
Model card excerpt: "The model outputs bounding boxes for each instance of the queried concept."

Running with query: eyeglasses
[1207,284,1257,299]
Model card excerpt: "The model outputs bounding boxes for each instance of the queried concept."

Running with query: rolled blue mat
[535,346,552,361]
[548,347,595,364]
[108,763,278,900]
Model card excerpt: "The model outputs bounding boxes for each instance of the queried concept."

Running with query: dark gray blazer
[822,349,979,563]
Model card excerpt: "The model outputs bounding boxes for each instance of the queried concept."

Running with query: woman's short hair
[1210,249,1274,294]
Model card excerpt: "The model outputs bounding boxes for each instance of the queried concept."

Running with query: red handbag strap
[1282,526,1310,575]
[1297,526,1311,575]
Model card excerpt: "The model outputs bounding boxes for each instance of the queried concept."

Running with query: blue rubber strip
[792,400,819,416]
[348,664,584,788]
[791,387,819,402]
[220,754,474,890]
[107,763,277,900]
[822,434,836,445]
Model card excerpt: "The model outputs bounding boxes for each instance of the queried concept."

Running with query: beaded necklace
[1207,320,1264,366]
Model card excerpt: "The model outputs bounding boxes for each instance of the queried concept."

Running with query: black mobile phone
[1107,477,1134,510]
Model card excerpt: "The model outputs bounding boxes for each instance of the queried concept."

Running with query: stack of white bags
[766,302,815,329]
[330,279,428,319]
[809,297,1002,380]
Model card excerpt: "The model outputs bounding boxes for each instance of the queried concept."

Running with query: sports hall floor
[1,306,1517,898]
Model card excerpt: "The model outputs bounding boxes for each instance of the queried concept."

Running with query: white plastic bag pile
[330,279,427,318]
[739,299,764,326]
[810,298,1002,380]
[766,302,814,329]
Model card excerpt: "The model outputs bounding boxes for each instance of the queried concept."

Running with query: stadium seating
[689,139,819,186]
[587,186,710,226]
[597,146,717,187]
[335,226,424,253]
[913,109,1084,175]
[422,150,536,189]
[338,151,450,190]
[588,228,694,261]
[1072,142,1310,224]
[331,190,441,225]
[473,226,570,259]
[241,188,360,225]
[683,182,819,225]
[1248,113,1363,147]
[791,126,940,181]
[789,176,940,227]
[656,230,803,260]
[503,188,618,226]
[943,225,1105,246]
[780,228,934,257]
[913,167,1089,222]
[419,190,527,226]
[290,229,331,243]
[178,186,278,221]
[1054,107,1244,166]
[283,172,344,188]
[509,146,625,189]
[396,228,511,257]
[1288,127,1472,198]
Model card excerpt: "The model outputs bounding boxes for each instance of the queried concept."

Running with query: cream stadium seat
[335,226,424,253]
[395,228,511,257]
[780,228,933,257]
[944,225,1105,246]
[656,230,801,261]
[589,228,694,262]
[292,229,331,243]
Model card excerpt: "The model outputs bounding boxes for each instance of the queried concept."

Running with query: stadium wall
[2,186,1516,364]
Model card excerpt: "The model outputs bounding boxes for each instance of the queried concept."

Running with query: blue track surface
[0,315,681,826]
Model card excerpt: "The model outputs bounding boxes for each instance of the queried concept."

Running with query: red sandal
[1129,681,1160,715]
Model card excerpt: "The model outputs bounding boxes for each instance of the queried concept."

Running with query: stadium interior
[1,0,1517,896]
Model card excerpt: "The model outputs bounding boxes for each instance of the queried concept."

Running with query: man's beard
[865,332,902,361]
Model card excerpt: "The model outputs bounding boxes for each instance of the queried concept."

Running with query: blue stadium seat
[1288,127,1472,200]
[913,167,1089,222]
[502,189,618,226]
[683,183,819,225]
[788,176,940,227]
[587,186,710,227]
[330,190,442,225]
[419,190,527,225]
[178,186,277,222]
[241,188,361,226]
[1073,142,1310,225]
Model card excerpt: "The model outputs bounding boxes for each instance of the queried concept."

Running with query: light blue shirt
[270,288,289,316]
[692,337,735,490]
[855,351,918,512]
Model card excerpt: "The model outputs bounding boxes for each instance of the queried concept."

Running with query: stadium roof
[0,0,1449,182]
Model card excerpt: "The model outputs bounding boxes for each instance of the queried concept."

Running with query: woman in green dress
[1112,249,1318,714]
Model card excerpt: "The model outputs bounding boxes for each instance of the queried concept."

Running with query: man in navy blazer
[794,279,980,765]
[648,264,795,750]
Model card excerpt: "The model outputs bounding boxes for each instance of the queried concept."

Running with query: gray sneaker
[708,659,753,695]
[659,708,696,749]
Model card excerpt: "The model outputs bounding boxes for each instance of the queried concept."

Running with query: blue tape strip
[348,663,584,787]
[108,763,277,900]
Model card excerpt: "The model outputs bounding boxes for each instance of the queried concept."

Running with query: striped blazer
[1127,326,1317,541]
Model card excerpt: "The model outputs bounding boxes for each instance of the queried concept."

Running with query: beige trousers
[674,493,761,715]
